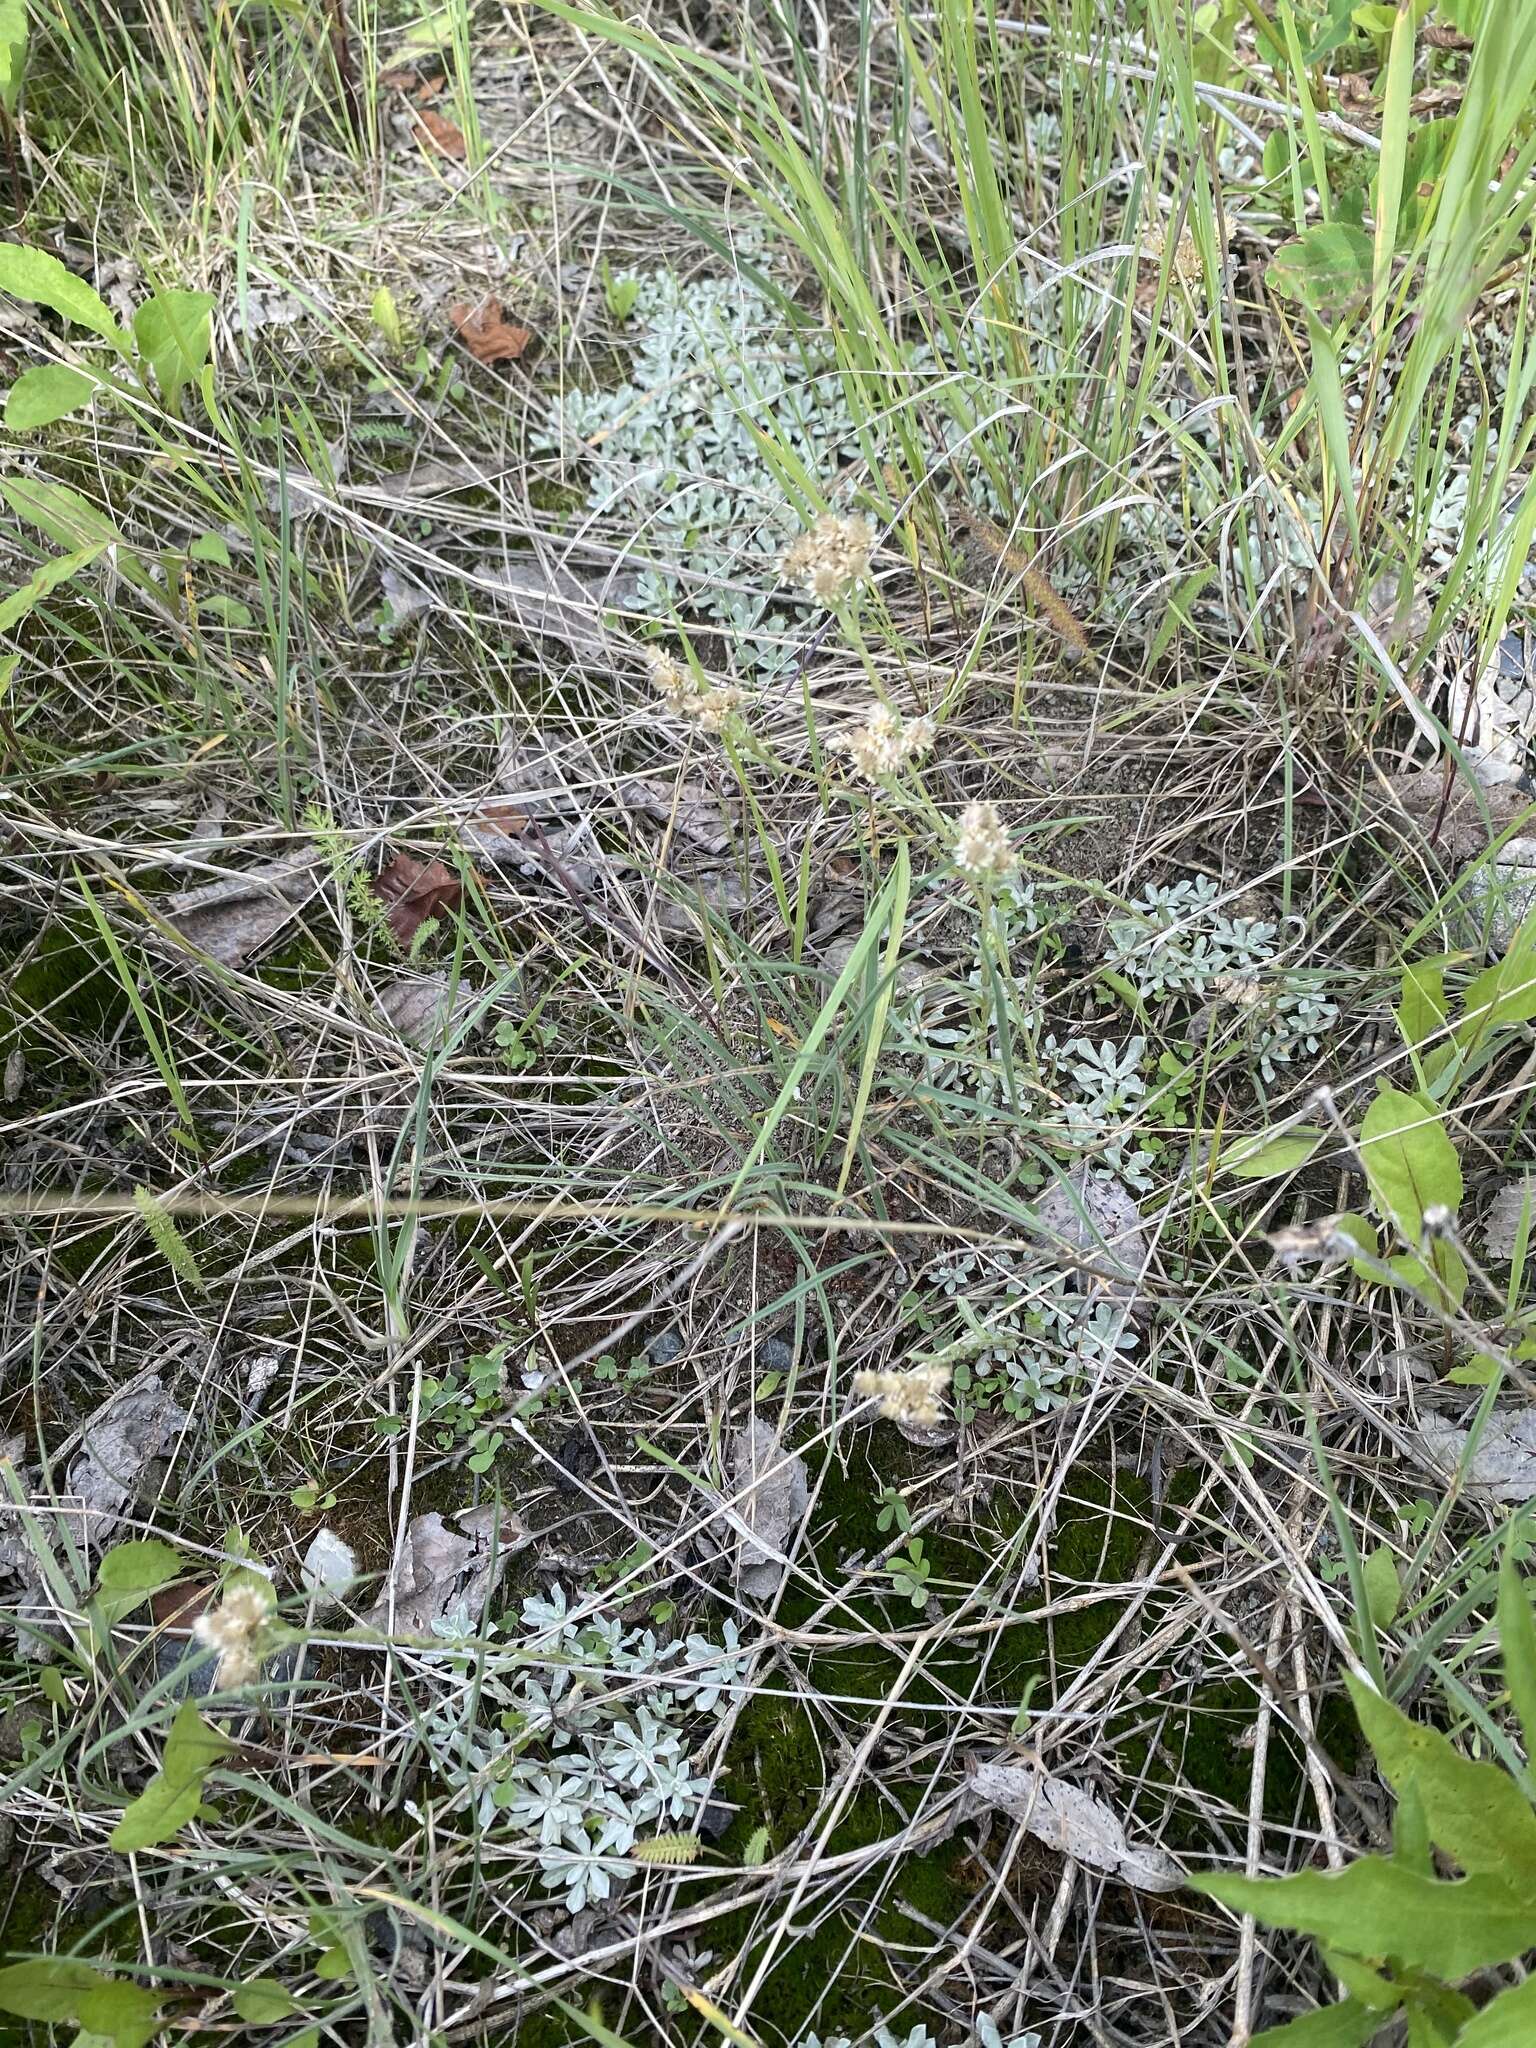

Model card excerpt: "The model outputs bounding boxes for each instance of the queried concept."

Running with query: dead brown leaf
[415,106,466,159]
[381,65,447,97]
[370,851,465,946]
[448,298,532,364]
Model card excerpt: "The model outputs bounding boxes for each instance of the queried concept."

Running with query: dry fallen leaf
[415,106,466,159]
[370,850,464,947]
[730,1420,808,1602]
[165,855,324,967]
[1034,1165,1148,1304]
[1380,768,1535,862]
[66,1376,193,1550]
[377,969,478,1045]
[966,1757,1182,1893]
[1485,1179,1536,1264]
[364,1506,527,1635]
[1412,1411,1536,1501]
[449,298,532,364]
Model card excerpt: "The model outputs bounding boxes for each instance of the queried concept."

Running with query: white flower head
[780,512,874,607]
[853,1363,951,1428]
[194,1575,276,1689]
[953,800,1015,880]
[830,701,936,783]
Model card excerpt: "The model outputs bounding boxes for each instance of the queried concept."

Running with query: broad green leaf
[1446,1352,1502,1386]
[1498,1545,1536,1774]
[5,362,98,430]
[371,284,402,351]
[1363,1546,1402,1630]
[233,1979,300,2024]
[1387,1243,1468,1309]
[189,531,231,566]
[0,244,126,346]
[313,1946,353,1982]
[0,1960,163,2048]
[133,289,214,410]
[110,1700,232,1851]
[1454,1973,1536,2045]
[1193,1859,1536,1977]
[1359,1087,1463,1304]
[1393,1779,1433,1876]
[1266,223,1373,318]
[1397,960,1447,1058]
[0,543,107,634]
[1220,1128,1322,1179]
[1251,1998,1380,2045]
[0,0,27,118]
[1345,1674,1536,1885]
[1,476,119,551]
[1458,942,1536,1058]
[95,1538,184,1622]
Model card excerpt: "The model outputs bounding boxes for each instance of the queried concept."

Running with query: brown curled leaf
[448,297,532,363]
[370,851,464,946]
[415,106,466,158]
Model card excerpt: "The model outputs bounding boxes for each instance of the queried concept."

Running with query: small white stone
[1465,835,1536,954]
[301,1528,358,1600]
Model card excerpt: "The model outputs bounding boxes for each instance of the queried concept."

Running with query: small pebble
[760,1336,794,1373]
[301,1527,359,1600]
[646,1329,683,1366]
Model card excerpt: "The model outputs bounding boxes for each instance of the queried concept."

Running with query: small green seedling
[887,1538,932,1609]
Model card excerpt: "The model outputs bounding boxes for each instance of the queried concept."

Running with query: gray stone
[301,1527,359,1601]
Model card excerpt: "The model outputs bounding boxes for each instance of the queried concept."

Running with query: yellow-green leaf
[5,362,98,430]
[1362,1545,1402,1631]
[1498,1545,1536,1774]
[1345,1673,1536,1886]
[1,476,120,552]
[233,1979,300,2024]
[133,289,215,410]
[0,543,107,634]
[1359,1087,1463,1303]
[1220,1128,1322,1179]
[0,1960,163,2048]
[1396,959,1447,1058]
[0,244,126,346]
[110,1701,232,1852]
[1454,1972,1536,2045]
[96,1538,185,1622]
[1193,1859,1536,1978]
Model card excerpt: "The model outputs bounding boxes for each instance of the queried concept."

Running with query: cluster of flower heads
[780,512,874,607]
[1106,875,1339,1080]
[830,700,935,783]
[424,1585,748,1913]
[852,1363,951,1428]
[952,801,1015,880]
[647,647,743,732]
